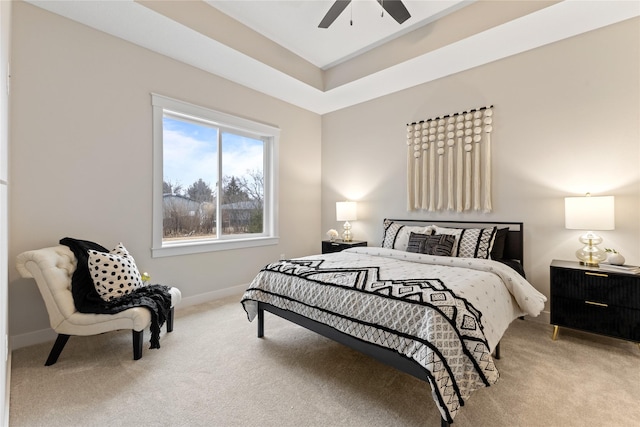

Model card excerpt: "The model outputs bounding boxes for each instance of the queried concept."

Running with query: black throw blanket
[60,237,172,349]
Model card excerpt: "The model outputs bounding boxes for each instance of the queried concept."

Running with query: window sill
[152,236,279,258]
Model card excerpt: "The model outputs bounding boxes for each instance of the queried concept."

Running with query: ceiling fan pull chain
[381,0,384,17]
[350,2,353,26]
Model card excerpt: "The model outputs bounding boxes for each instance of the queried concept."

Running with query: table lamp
[565,194,614,267]
[336,201,357,242]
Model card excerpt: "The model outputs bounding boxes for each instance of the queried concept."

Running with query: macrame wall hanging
[406,106,494,213]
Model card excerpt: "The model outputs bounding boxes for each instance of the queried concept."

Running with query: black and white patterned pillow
[433,226,497,259]
[382,219,433,251]
[422,234,456,256]
[406,232,430,253]
[88,243,144,302]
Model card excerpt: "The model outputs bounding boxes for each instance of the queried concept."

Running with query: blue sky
[163,116,263,193]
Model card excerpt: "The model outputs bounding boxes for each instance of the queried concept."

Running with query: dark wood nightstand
[322,240,367,254]
[550,259,640,346]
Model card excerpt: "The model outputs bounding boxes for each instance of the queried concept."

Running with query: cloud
[163,128,217,189]
[222,134,264,178]
[163,118,264,193]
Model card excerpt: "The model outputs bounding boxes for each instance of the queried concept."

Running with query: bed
[241,220,546,426]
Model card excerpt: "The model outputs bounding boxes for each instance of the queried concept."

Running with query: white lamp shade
[565,195,614,230]
[336,201,357,221]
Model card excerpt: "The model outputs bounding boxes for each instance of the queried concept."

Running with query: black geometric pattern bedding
[242,258,499,422]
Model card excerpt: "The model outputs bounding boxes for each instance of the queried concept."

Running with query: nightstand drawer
[551,267,640,310]
[551,296,640,341]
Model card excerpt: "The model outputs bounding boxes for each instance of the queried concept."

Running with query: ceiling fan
[319,0,411,28]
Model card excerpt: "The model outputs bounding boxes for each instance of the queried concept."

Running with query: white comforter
[242,247,546,421]
[343,247,547,349]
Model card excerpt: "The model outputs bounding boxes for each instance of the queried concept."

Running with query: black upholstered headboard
[387,219,524,266]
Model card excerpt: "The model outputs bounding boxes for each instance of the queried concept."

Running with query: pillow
[382,219,433,251]
[88,243,144,302]
[433,225,497,259]
[406,232,431,253]
[422,234,456,256]
[490,228,509,260]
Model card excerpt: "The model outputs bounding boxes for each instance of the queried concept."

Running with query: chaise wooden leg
[133,330,143,360]
[441,416,450,427]
[494,342,501,360]
[166,307,174,333]
[45,334,70,366]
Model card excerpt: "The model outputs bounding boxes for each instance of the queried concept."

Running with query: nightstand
[550,260,640,346]
[322,240,367,254]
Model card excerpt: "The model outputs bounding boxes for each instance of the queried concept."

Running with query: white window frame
[151,94,279,257]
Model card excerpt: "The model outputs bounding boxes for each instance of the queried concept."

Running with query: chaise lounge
[16,245,181,365]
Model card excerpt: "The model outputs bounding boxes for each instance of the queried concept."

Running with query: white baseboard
[177,283,247,308]
[9,283,250,350]
[10,328,56,350]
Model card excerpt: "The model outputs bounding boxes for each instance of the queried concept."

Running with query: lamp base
[578,259,603,267]
[342,221,352,242]
[575,231,607,267]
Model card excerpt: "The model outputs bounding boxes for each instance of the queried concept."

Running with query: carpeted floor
[9,294,640,426]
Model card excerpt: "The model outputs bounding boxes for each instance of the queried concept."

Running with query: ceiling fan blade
[378,0,411,24]
[319,0,351,28]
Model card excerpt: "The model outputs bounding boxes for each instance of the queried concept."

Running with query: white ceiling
[205,0,471,69]
[27,1,640,114]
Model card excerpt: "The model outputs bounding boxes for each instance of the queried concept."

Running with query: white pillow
[433,225,497,259]
[88,243,144,302]
[382,219,433,251]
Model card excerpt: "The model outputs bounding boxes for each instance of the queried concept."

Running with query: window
[151,94,279,257]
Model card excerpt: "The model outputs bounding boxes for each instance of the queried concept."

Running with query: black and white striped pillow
[433,226,497,259]
[382,219,432,251]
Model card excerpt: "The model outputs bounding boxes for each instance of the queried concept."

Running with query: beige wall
[321,17,640,319]
[8,2,321,341]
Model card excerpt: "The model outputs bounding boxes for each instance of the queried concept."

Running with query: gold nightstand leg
[552,325,559,341]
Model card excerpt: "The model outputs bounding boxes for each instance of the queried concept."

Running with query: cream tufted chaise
[16,245,181,365]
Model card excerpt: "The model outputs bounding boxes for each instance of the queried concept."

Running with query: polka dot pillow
[88,243,144,302]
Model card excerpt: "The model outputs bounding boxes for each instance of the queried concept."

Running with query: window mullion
[216,130,223,239]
